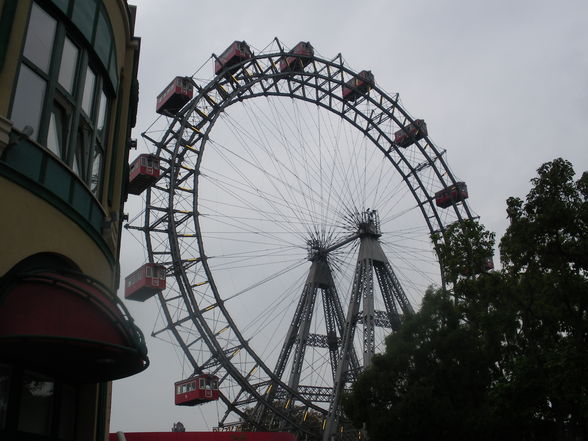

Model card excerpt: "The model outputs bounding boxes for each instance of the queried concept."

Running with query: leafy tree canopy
[343,158,588,441]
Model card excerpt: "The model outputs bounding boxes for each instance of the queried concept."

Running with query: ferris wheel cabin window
[9,1,117,200]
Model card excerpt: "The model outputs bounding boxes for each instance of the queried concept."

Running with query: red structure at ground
[109,433,296,441]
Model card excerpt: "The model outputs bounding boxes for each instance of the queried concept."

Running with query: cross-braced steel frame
[129,38,474,441]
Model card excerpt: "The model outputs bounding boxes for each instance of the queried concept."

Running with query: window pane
[82,67,95,116]
[18,373,54,435]
[108,44,118,88]
[47,104,69,158]
[72,153,80,176]
[23,3,56,72]
[72,0,96,41]
[90,144,103,195]
[74,124,90,179]
[11,64,46,139]
[51,0,70,14]
[58,384,77,440]
[47,113,60,157]
[96,90,108,135]
[95,8,111,67]
[0,365,9,430]
[58,37,79,94]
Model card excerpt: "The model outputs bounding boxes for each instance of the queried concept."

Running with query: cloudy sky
[110,0,588,433]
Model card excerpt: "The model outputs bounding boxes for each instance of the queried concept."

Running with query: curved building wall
[0,1,145,439]
[0,0,140,286]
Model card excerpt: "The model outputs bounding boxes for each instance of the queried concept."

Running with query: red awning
[0,270,148,382]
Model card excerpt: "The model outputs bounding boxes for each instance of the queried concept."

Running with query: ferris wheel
[126,39,474,440]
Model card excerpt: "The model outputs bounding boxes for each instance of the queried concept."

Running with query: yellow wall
[0,176,114,285]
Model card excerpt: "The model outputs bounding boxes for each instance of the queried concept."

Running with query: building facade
[0,0,145,439]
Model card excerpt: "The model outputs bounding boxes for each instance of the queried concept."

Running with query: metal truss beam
[306,333,341,348]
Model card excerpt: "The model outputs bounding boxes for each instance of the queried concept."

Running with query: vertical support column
[323,255,368,440]
[322,287,341,382]
[373,262,402,331]
[361,262,375,368]
[384,261,414,315]
[330,286,361,375]
[254,282,311,426]
[287,285,318,390]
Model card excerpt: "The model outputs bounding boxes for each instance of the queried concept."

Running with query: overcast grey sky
[110,0,588,433]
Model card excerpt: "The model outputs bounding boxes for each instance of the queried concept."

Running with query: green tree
[343,287,496,441]
[343,158,588,441]
[494,159,588,439]
[432,218,495,285]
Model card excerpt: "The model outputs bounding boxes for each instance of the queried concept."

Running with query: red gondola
[127,154,160,195]
[462,256,494,276]
[279,41,314,73]
[215,41,253,75]
[394,119,428,148]
[175,374,219,406]
[435,181,468,208]
[483,257,495,272]
[156,76,193,115]
[125,263,166,302]
[342,70,374,102]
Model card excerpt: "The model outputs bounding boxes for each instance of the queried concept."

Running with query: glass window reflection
[23,3,56,72]
[47,104,69,158]
[82,67,95,116]
[74,126,89,179]
[58,37,79,94]
[11,64,46,139]
[18,372,54,435]
[95,9,111,66]
[96,89,108,134]
[90,145,103,195]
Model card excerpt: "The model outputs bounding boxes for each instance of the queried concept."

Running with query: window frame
[10,1,115,200]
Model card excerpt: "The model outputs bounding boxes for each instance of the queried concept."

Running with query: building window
[18,372,55,436]
[0,367,79,440]
[0,364,9,430]
[11,63,46,138]
[58,384,77,440]
[81,66,96,116]
[58,36,78,94]
[47,102,69,157]
[10,1,116,199]
[23,3,56,73]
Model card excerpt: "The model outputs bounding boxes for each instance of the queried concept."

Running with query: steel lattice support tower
[323,212,414,441]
